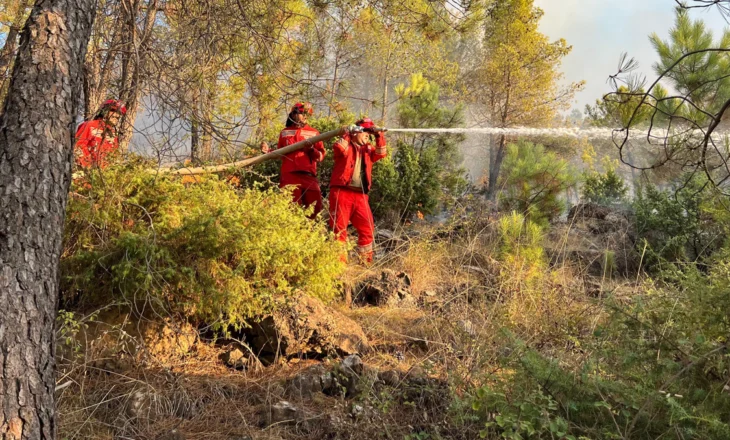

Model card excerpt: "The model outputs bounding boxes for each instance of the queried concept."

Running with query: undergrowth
[61,160,344,330]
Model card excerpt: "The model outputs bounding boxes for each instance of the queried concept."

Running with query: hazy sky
[534,0,729,112]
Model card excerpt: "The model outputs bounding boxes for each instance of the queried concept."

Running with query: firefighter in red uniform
[263,102,326,218]
[74,99,126,169]
[328,118,388,263]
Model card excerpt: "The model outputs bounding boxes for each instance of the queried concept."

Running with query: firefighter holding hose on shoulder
[262,102,326,218]
[328,118,388,264]
[74,99,126,169]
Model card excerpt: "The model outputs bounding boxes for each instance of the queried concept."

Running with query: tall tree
[0,0,95,438]
[465,0,581,201]
[610,7,730,192]
[352,1,458,123]
[0,0,32,98]
[650,8,730,118]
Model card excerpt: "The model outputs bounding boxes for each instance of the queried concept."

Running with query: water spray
[133,124,726,177]
[387,126,730,141]
[388,126,622,139]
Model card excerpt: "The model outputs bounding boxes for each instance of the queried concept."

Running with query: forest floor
[56,205,638,440]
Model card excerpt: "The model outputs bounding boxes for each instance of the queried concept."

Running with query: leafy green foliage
[463,264,730,440]
[582,167,628,205]
[633,178,725,267]
[61,160,344,330]
[470,382,575,440]
[498,212,545,271]
[650,9,730,117]
[499,141,576,225]
[369,74,468,224]
[584,85,654,128]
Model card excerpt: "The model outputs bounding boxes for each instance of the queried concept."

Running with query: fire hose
[72,125,387,178]
[159,126,349,176]
[156,125,386,176]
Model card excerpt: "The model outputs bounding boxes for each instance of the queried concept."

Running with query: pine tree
[464,0,582,201]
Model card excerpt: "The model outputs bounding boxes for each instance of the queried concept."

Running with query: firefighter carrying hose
[328,118,388,263]
[262,102,326,218]
[74,99,126,169]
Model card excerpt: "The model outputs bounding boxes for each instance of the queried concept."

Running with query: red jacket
[329,132,387,193]
[74,119,119,168]
[276,124,326,176]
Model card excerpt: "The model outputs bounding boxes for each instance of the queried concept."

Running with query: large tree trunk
[0,0,95,438]
[486,134,506,202]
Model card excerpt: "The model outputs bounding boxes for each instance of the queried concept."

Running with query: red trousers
[328,187,375,262]
[280,172,323,218]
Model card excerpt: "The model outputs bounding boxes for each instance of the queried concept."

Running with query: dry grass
[56,211,637,440]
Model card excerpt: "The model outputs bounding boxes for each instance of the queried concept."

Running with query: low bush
[459,254,730,439]
[633,178,726,268]
[499,141,576,226]
[582,167,628,205]
[62,160,345,330]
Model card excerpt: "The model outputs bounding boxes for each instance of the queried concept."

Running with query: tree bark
[0,0,96,438]
[117,0,159,151]
[0,0,33,77]
[486,134,506,202]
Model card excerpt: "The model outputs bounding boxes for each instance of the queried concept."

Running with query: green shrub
[633,178,725,268]
[459,258,730,439]
[369,73,468,224]
[582,167,628,205]
[498,211,545,271]
[62,160,345,330]
[370,141,445,223]
[470,380,574,440]
[499,141,576,226]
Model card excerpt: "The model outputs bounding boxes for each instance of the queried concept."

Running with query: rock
[341,354,364,375]
[354,269,415,307]
[261,401,299,427]
[568,203,613,221]
[376,229,406,252]
[287,364,334,398]
[220,346,247,370]
[377,369,401,387]
[159,429,186,440]
[458,319,476,336]
[406,365,427,385]
[245,295,370,359]
[126,389,152,419]
[350,403,365,420]
[549,203,639,277]
[330,355,364,398]
[138,318,198,360]
[82,313,198,366]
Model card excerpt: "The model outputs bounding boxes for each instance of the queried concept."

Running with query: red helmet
[355,118,375,129]
[101,99,127,115]
[291,102,313,115]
